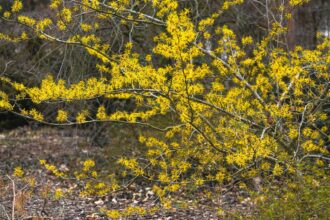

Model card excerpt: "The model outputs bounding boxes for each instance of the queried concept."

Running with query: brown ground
[0,126,252,220]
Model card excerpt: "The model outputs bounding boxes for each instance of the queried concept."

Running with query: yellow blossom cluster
[56,110,68,122]
[0,91,13,110]
[0,0,329,209]
[72,159,119,196]
[13,166,24,177]
[39,160,66,177]
[101,206,158,219]
[17,15,36,26]
[11,0,23,13]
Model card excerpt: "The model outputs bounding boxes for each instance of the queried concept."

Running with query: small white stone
[94,199,104,206]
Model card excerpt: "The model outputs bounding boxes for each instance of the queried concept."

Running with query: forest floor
[0,126,253,220]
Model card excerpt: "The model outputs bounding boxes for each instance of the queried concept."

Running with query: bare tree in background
[287,0,326,50]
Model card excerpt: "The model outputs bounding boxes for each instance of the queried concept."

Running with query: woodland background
[0,0,330,219]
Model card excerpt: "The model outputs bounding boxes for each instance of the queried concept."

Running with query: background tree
[287,0,325,49]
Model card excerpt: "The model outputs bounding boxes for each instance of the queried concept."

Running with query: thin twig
[300,154,330,162]
[6,175,15,220]
[0,204,10,220]
[294,104,309,159]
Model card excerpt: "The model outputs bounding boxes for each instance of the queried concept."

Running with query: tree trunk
[287,0,324,50]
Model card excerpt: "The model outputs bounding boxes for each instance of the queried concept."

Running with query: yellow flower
[80,23,92,32]
[96,106,107,120]
[30,109,44,121]
[25,177,36,187]
[91,171,98,177]
[17,16,36,26]
[273,164,283,176]
[215,171,225,182]
[105,210,121,219]
[167,184,180,192]
[50,0,61,9]
[54,188,64,199]
[57,20,66,30]
[3,11,11,18]
[13,166,24,177]
[21,32,28,40]
[59,8,72,23]
[242,36,253,45]
[76,111,88,124]
[83,159,95,171]
[56,110,68,122]
[36,18,53,31]
[289,0,309,6]
[11,0,23,13]
[145,54,152,62]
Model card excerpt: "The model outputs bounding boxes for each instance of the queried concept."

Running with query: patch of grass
[250,175,330,220]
